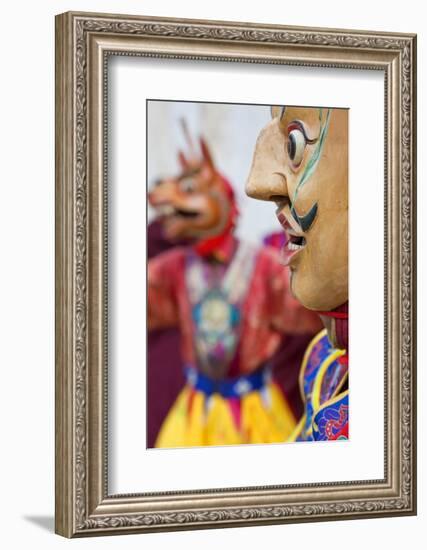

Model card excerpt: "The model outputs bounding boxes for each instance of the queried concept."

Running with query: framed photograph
[55,11,417,537]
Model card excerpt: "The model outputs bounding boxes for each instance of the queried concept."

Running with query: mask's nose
[147,189,156,205]
[245,119,289,202]
[148,178,175,205]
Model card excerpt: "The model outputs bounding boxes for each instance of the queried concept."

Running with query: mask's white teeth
[157,204,175,217]
[288,242,305,251]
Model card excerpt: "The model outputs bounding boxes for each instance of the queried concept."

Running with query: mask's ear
[178,150,190,170]
[199,137,214,171]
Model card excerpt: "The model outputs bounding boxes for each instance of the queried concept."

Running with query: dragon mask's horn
[180,117,197,156]
[178,118,199,170]
[199,137,215,171]
[178,150,190,170]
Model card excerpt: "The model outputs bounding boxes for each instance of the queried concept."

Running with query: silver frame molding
[55,11,417,538]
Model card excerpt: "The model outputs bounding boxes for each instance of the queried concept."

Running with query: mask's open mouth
[276,206,306,250]
[156,204,201,219]
[288,233,306,250]
[174,208,200,219]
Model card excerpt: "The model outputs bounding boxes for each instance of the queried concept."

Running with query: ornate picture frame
[55,11,417,537]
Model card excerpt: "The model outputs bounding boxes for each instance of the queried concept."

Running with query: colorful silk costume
[148,235,321,447]
[290,304,349,442]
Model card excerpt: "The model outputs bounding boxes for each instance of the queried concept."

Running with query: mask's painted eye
[179,178,195,193]
[287,128,306,166]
